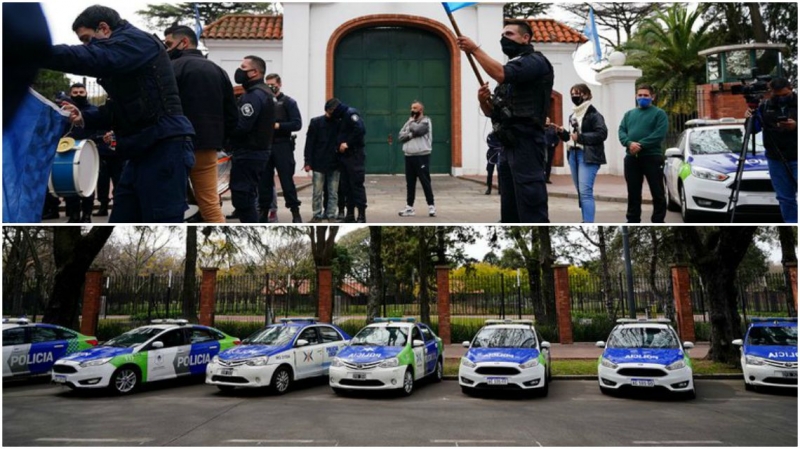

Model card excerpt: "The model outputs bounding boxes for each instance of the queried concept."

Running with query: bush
[213,321,266,340]
[571,314,617,342]
[96,320,137,342]
[694,322,712,342]
[337,319,367,338]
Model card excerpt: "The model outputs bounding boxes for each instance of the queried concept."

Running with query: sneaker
[398,206,415,217]
[309,216,324,223]
[268,210,278,223]
[428,205,436,217]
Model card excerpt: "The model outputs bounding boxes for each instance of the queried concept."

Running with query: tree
[366,227,384,323]
[675,227,757,364]
[503,3,551,19]
[777,227,798,316]
[136,2,279,33]
[181,226,199,322]
[43,227,115,329]
[498,247,525,270]
[482,251,500,266]
[309,226,339,267]
[560,3,662,48]
[32,69,71,102]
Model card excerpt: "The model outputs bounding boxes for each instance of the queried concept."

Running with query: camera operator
[746,77,797,223]
[457,20,554,223]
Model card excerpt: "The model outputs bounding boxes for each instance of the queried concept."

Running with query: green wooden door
[334,27,451,174]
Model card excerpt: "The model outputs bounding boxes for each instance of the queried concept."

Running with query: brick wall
[81,270,103,336]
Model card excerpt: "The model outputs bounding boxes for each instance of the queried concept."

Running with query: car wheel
[270,366,292,395]
[433,358,443,383]
[216,385,235,392]
[401,368,414,396]
[684,387,696,400]
[110,366,139,395]
[460,386,473,396]
[666,177,680,212]
[332,387,348,396]
[679,184,700,223]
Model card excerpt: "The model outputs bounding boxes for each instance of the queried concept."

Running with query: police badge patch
[351,114,360,122]
[241,104,254,117]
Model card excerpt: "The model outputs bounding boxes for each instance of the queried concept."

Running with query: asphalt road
[3,377,796,446]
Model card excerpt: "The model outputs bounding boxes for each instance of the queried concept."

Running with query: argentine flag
[583,7,603,64]
[442,2,478,14]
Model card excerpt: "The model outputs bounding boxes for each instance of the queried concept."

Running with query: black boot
[291,207,303,223]
[343,207,356,223]
[81,213,92,223]
[356,208,366,223]
[93,204,108,217]
[67,211,81,223]
[485,174,492,195]
[335,209,345,222]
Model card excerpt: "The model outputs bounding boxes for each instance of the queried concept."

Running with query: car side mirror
[151,341,164,349]
[462,341,470,348]
[595,341,606,348]
[295,339,309,348]
[541,341,551,349]
[413,339,425,348]
[732,339,743,347]
[665,148,683,159]
[683,341,695,350]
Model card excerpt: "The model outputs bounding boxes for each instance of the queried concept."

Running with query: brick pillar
[81,269,103,336]
[553,264,572,344]
[786,262,798,311]
[198,268,218,326]
[436,266,451,345]
[318,267,333,323]
[671,264,695,343]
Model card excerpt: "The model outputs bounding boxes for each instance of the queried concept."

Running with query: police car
[596,318,696,398]
[733,317,797,391]
[329,318,443,396]
[206,318,350,394]
[459,319,551,396]
[51,319,240,394]
[663,118,779,222]
[3,318,98,378]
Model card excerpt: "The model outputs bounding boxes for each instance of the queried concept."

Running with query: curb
[457,176,653,205]
[443,374,742,381]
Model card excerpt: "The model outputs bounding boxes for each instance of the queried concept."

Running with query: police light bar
[151,319,188,325]
[374,317,416,323]
[280,317,318,324]
[484,319,535,325]
[616,318,672,324]
[2,318,30,325]
[750,317,797,323]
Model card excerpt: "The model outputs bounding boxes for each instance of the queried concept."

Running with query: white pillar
[282,2,311,174]
[596,64,642,176]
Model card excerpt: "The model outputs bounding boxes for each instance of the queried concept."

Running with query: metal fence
[662,89,707,149]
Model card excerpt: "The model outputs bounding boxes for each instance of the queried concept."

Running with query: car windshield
[472,328,537,348]
[747,326,798,346]
[607,327,679,349]
[350,326,409,347]
[690,128,764,155]
[104,327,163,348]
[243,325,299,346]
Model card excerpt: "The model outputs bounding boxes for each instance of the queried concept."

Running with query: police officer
[259,73,303,223]
[457,20,554,223]
[229,55,276,223]
[326,98,367,223]
[43,5,195,223]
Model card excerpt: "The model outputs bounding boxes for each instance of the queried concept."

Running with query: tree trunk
[311,226,339,266]
[537,227,556,326]
[4,229,26,316]
[598,228,615,319]
[43,227,114,329]
[777,227,797,316]
[418,227,431,325]
[748,3,768,43]
[181,226,198,322]
[366,227,383,323]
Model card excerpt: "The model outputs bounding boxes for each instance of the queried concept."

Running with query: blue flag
[582,7,603,64]
[3,89,68,223]
[442,2,478,14]
[193,3,203,39]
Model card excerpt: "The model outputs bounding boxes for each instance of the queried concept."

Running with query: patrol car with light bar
[329,318,444,396]
[663,118,780,222]
[459,319,551,396]
[206,318,350,394]
[3,318,98,378]
[51,319,240,394]
[596,318,696,398]
[733,317,797,391]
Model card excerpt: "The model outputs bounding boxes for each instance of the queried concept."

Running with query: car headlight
[461,358,476,368]
[378,358,399,368]
[245,356,269,366]
[79,357,112,368]
[211,355,219,364]
[745,355,767,366]
[600,358,618,369]
[519,358,540,369]
[330,357,343,368]
[691,166,729,182]
[666,360,686,371]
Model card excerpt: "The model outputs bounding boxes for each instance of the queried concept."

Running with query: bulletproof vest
[273,93,291,140]
[240,83,275,150]
[499,50,554,128]
[98,33,183,137]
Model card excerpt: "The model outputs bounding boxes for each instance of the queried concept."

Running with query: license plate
[486,377,508,385]
[53,375,66,384]
[220,368,234,376]
[779,371,798,378]
[351,372,367,380]
[631,379,655,387]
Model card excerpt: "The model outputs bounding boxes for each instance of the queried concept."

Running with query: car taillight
[234,340,242,345]
[87,339,99,346]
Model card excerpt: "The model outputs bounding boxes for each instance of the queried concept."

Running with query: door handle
[387,134,393,145]
[54,345,65,348]
[177,349,188,353]
[210,346,218,350]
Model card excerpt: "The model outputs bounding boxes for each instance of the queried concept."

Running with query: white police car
[663,118,779,222]
[733,317,797,391]
[459,319,551,396]
[329,318,444,396]
[3,318,98,378]
[596,319,696,398]
[206,318,350,394]
[51,319,239,394]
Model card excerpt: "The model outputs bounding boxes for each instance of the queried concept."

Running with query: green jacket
[618,106,669,157]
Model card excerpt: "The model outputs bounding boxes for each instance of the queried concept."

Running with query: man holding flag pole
[447,3,554,223]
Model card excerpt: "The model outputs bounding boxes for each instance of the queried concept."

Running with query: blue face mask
[637,97,652,108]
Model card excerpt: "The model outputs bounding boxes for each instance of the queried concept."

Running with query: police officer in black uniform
[229,55,276,223]
[43,5,195,223]
[326,98,367,223]
[458,20,554,223]
[259,73,303,223]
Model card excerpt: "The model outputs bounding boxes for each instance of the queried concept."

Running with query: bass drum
[184,151,233,222]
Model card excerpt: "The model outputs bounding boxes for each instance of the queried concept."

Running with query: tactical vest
[498,50,554,129]
[273,94,291,141]
[240,83,275,150]
[98,34,183,137]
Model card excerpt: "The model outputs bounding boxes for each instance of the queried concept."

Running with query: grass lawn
[444,358,742,377]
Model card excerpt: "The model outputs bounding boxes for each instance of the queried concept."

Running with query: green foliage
[32,69,71,102]
[571,314,618,342]
[503,2,550,19]
[96,320,137,342]
[137,2,279,32]
[213,320,266,340]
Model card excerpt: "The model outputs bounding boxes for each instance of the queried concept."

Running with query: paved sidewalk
[443,341,710,360]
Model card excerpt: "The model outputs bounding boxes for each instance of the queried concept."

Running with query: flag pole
[444,9,485,86]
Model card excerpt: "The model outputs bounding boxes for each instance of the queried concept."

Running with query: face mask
[167,44,183,60]
[70,95,88,107]
[268,85,280,94]
[234,68,251,85]
[571,95,584,106]
[500,36,527,58]
[411,111,420,118]
[637,97,652,108]
[775,94,792,105]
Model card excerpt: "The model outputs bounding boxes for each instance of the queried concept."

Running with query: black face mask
[411,111,420,118]
[571,95,584,106]
[167,47,183,60]
[234,68,251,85]
[71,95,89,107]
[268,85,280,94]
[500,36,528,58]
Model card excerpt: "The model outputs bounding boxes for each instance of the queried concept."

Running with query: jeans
[767,158,798,223]
[567,149,600,223]
[312,170,340,219]
[624,155,666,223]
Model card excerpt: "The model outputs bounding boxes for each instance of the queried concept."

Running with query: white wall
[205,40,283,82]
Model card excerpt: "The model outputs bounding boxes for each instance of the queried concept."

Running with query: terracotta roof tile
[204,14,283,40]
[510,18,588,44]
